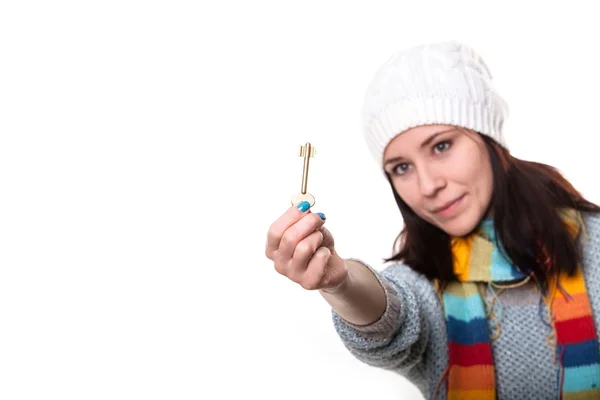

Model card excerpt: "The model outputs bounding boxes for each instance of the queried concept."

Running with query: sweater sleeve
[331,258,443,373]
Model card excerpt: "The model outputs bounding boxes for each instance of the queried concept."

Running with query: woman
[264,41,600,399]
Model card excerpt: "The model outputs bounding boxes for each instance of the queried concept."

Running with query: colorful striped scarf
[442,209,600,399]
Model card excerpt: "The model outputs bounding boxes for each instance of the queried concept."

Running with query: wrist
[321,262,351,295]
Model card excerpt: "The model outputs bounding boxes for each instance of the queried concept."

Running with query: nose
[417,163,445,197]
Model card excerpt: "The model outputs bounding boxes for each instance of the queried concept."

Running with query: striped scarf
[442,209,600,400]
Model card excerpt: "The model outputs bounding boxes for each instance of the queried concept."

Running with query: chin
[435,215,480,237]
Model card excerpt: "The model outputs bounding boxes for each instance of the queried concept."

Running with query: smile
[433,195,465,217]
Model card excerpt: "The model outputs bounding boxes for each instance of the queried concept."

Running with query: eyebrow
[383,128,457,167]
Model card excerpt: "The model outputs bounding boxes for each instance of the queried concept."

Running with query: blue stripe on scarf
[478,219,526,282]
[490,246,525,281]
[443,292,486,322]
[446,316,489,344]
[560,340,600,367]
[562,364,600,392]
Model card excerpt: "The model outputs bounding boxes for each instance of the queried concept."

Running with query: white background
[1,1,599,399]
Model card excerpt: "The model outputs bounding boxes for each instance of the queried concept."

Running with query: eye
[433,140,452,153]
[392,163,410,175]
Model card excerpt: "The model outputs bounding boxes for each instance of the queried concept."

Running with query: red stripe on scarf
[555,316,597,344]
[449,342,494,366]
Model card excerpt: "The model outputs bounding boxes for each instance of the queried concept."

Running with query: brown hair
[383,134,600,289]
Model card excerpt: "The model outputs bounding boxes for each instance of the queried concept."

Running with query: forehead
[383,124,457,159]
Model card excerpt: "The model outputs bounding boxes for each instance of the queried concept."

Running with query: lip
[432,195,465,215]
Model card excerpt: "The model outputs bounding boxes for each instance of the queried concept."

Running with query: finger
[277,211,326,262]
[286,230,324,279]
[266,201,313,257]
[300,247,331,290]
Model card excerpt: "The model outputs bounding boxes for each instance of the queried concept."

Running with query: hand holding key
[266,142,348,291]
[265,200,348,291]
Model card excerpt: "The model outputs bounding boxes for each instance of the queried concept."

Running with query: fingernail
[296,201,310,212]
[316,212,326,220]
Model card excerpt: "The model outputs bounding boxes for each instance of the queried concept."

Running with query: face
[382,124,493,237]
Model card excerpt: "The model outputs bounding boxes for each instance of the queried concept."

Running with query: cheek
[468,156,493,200]
[394,182,420,208]
[451,150,490,184]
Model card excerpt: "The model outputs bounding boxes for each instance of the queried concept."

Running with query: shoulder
[579,212,600,278]
[582,211,600,247]
[379,261,440,305]
[380,261,433,286]
[583,211,600,236]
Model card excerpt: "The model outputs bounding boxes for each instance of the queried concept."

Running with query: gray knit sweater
[332,212,600,400]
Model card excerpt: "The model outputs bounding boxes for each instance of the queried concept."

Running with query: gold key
[291,142,316,207]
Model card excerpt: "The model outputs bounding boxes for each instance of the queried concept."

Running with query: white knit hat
[361,41,509,169]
